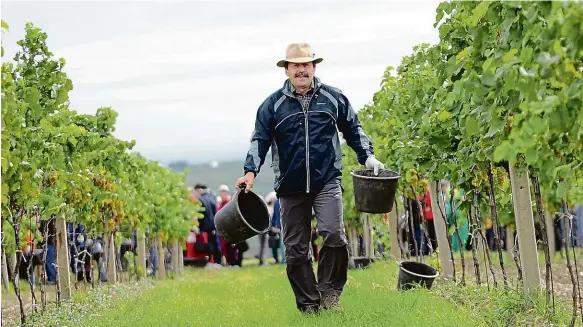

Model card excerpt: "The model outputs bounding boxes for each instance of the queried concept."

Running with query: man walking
[235,43,383,313]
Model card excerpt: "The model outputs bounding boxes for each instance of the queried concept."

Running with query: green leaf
[553,40,564,57]
[520,47,534,63]
[1,157,8,174]
[1,20,8,30]
[493,141,512,162]
[503,48,519,62]
[524,147,538,165]
[553,164,571,180]
[556,182,567,200]
[437,110,453,121]
[482,57,494,73]
[470,1,490,26]
[68,137,78,147]
[11,182,20,192]
[465,116,479,136]
[523,4,538,23]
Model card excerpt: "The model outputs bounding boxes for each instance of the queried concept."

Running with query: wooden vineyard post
[349,228,359,257]
[137,230,147,279]
[361,213,371,259]
[55,216,71,300]
[368,214,375,259]
[429,181,454,280]
[545,211,556,257]
[2,251,10,289]
[2,252,10,290]
[506,226,514,252]
[107,234,117,284]
[388,210,401,259]
[172,239,179,275]
[178,243,184,276]
[156,237,166,280]
[509,165,541,293]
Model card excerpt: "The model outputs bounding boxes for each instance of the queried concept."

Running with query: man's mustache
[295,71,309,78]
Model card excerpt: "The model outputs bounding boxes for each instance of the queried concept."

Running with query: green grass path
[79,261,479,327]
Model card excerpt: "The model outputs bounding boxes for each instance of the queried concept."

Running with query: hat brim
[277,57,323,68]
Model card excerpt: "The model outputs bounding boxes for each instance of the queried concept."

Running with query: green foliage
[1,23,201,252]
[341,1,583,228]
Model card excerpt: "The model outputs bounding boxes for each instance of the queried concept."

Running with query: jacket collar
[282,76,322,97]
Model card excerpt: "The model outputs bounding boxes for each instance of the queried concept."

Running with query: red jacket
[418,190,434,221]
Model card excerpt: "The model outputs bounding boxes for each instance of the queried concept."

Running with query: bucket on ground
[397,260,439,291]
[214,188,270,244]
[350,169,400,214]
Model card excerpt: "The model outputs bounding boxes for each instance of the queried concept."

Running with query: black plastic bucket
[350,169,400,214]
[397,260,439,291]
[214,190,270,244]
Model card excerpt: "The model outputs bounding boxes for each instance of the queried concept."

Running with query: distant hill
[168,157,276,197]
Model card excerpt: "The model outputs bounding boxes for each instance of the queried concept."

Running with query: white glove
[365,156,385,176]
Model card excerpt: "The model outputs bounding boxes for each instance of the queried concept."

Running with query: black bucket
[397,260,439,291]
[214,190,270,244]
[350,169,400,214]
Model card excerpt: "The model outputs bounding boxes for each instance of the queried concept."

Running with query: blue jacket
[244,77,374,196]
[197,192,217,232]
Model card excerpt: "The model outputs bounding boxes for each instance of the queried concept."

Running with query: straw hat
[277,42,323,68]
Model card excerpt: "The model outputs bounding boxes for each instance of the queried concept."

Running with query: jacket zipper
[304,91,319,193]
[304,105,310,193]
[290,84,319,194]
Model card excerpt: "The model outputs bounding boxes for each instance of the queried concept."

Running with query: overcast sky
[2,0,440,164]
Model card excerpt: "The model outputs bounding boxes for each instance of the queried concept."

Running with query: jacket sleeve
[336,91,374,165]
[244,97,274,176]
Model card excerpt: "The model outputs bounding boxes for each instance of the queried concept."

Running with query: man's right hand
[236,172,255,193]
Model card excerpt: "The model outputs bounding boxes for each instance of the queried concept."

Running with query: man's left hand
[365,156,385,176]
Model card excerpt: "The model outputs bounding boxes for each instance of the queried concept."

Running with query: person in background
[217,184,239,267]
[91,236,107,282]
[39,217,57,284]
[258,194,275,266]
[419,187,436,254]
[194,183,222,267]
[266,192,282,263]
[270,197,286,264]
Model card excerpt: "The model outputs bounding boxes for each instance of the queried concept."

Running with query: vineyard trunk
[10,207,26,324]
[450,188,465,285]
[474,191,497,288]
[562,207,578,327]
[531,175,554,308]
[40,221,49,310]
[487,166,508,286]
[468,207,482,286]
[405,197,420,262]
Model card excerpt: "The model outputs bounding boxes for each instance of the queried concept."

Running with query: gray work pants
[279,181,349,311]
